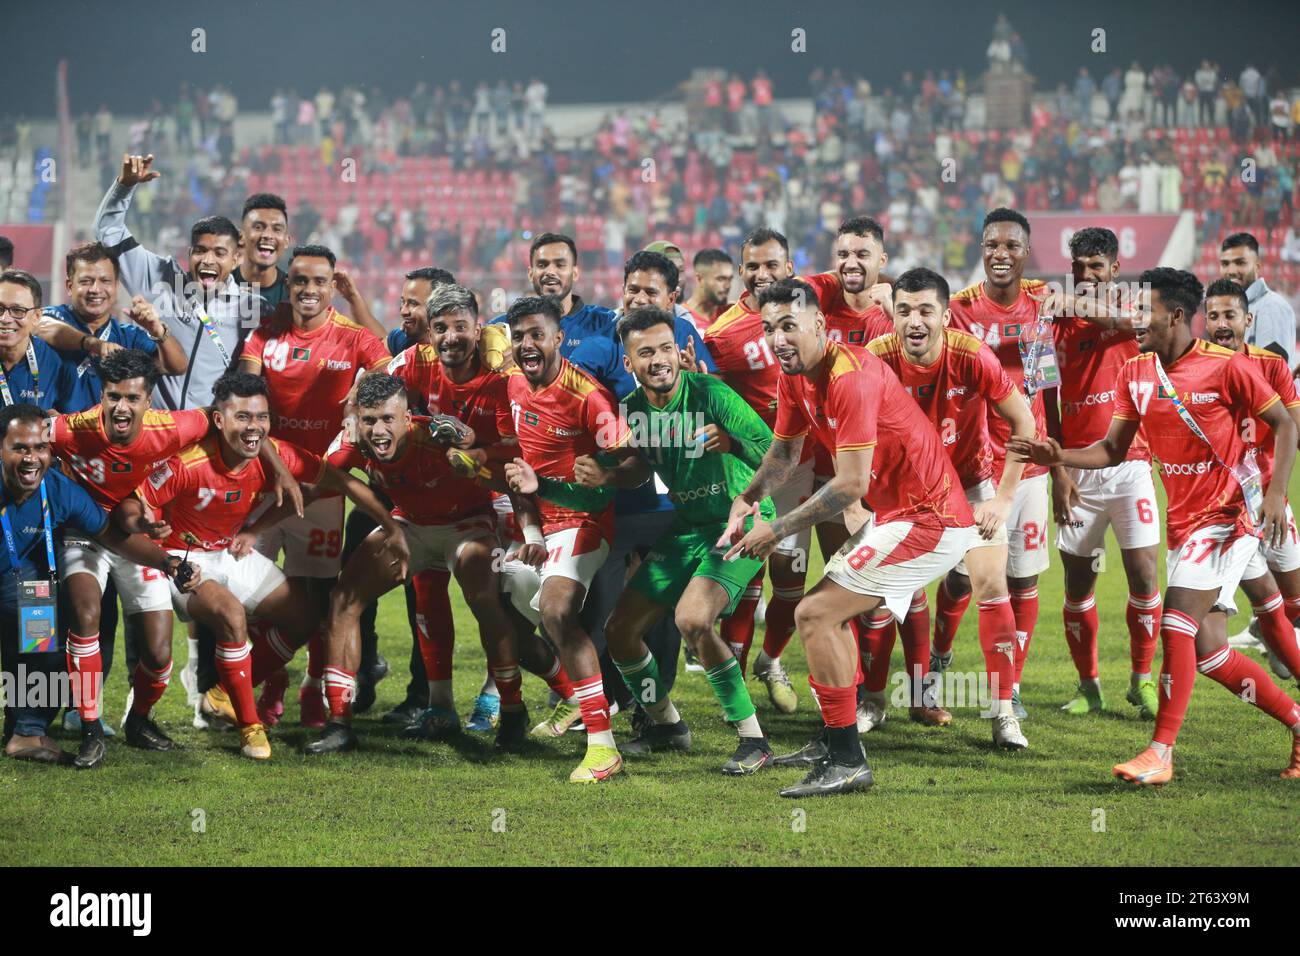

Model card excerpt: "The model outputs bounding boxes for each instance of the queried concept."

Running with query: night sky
[7,0,1300,117]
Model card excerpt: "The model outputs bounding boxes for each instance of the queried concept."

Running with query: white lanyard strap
[0,342,40,406]
[1152,355,1228,467]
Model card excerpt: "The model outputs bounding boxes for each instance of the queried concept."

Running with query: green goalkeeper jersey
[622,371,774,526]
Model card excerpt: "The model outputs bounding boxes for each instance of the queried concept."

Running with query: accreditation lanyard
[1,481,59,653]
[1017,310,1059,400]
[1152,355,1264,529]
[76,321,114,378]
[0,341,40,406]
[193,303,231,367]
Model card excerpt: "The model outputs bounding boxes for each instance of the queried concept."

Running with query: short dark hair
[617,307,677,344]
[290,244,337,269]
[741,227,790,258]
[0,236,13,269]
[692,248,732,270]
[405,266,456,286]
[241,192,289,223]
[1068,227,1118,261]
[1204,277,1250,313]
[355,372,407,409]
[1140,267,1203,319]
[212,371,269,405]
[65,241,120,280]
[983,207,1031,237]
[837,216,885,243]
[190,215,241,247]
[623,250,678,294]
[756,277,820,312]
[1220,232,1259,255]
[529,232,578,265]
[893,267,950,308]
[99,348,161,390]
[506,295,563,329]
[0,269,43,310]
[0,402,46,439]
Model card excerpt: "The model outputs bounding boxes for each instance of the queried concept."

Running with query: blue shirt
[387,327,416,357]
[568,314,717,516]
[0,334,80,413]
[568,314,716,404]
[0,469,106,577]
[490,296,618,361]
[42,305,158,411]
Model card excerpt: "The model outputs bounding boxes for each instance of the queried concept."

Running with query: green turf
[4,480,1300,867]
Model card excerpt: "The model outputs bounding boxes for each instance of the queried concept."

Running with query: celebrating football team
[3,147,1300,799]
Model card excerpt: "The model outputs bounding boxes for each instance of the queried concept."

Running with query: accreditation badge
[18,576,58,653]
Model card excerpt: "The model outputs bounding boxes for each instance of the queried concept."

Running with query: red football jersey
[1053,313,1150,460]
[326,417,492,525]
[704,296,815,470]
[1240,344,1300,489]
[386,344,507,447]
[242,307,390,455]
[773,341,973,548]
[142,436,323,552]
[684,303,725,335]
[947,280,1049,479]
[803,272,893,347]
[703,296,780,427]
[868,329,1016,489]
[53,407,211,511]
[1114,341,1281,548]
[495,360,629,538]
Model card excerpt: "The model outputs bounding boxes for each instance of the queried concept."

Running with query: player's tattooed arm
[726,447,870,561]
[1009,415,1138,472]
[738,433,802,504]
[769,447,872,541]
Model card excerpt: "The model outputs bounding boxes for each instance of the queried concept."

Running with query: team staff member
[37,243,188,411]
[0,403,196,767]
[95,154,269,414]
[1219,231,1297,370]
[489,233,618,357]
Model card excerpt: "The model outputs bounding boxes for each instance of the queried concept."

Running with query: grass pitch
[3,481,1300,867]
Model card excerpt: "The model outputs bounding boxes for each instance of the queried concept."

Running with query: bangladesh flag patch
[224,490,241,503]
[110,461,132,474]
[292,347,311,362]
[1158,385,1176,399]
[1003,323,1021,337]
[523,411,540,426]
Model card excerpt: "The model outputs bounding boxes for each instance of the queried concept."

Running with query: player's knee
[793,599,830,640]
[970,574,1007,603]
[673,607,713,643]
[540,605,579,639]
[944,570,972,599]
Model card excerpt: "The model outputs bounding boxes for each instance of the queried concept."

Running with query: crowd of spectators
[0,41,1295,310]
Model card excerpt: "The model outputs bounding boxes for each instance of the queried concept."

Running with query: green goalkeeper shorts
[628,522,765,617]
